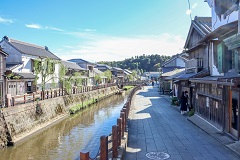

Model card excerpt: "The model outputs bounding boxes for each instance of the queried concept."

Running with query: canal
[0,93,128,160]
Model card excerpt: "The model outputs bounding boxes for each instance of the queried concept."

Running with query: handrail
[80,84,142,160]
[6,83,117,107]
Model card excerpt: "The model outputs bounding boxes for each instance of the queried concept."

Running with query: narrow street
[125,85,240,160]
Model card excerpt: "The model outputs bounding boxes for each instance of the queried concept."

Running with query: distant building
[68,58,95,86]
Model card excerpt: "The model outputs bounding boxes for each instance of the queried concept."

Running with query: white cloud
[186,9,191,15]
[25,24,42,29]
[25,24,63,31]
[84,29,96,32]
[45,26,64,31]
[0,17,13,24]
[192,3,198,9]
[55,33,185,62]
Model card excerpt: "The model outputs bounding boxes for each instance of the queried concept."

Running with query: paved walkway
[125,85,240,160]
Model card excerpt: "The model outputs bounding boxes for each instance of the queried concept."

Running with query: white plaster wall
[206,0,238,31]
[210,42,221,76]
[176,58,185,67]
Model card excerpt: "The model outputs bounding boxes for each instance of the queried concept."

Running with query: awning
[15,72,35,79]
[200,20,238,43]
[164,70,185,81]
[174,69,209,81]
[189,76,240,86]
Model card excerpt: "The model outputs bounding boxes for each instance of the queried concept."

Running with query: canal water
[0,93,128,160]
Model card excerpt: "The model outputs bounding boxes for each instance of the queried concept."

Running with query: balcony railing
[185,58,203,70]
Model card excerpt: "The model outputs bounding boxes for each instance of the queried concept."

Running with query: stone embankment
[0,86,118,147]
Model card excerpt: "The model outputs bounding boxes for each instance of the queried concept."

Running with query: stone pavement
[125,85,240,160]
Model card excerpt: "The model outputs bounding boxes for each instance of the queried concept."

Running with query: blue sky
[0,0,211,62]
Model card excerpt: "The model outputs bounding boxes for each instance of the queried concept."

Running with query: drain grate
[146,152,170,160]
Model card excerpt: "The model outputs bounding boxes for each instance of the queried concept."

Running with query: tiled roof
[124,69,132,74]
[162,69,185,78]
[15,72,35,79]
[174,69,209,81]
[184,17,212,49]
[95,64,112,70]
[200,20,238,43]
[6,64,22,71]
[162,66,185,73]
[112,67,123,71]
[68,58,95,65]
[193,17,212,36]
[61,60,86,71]
[93,68,103,74]
[162,53,188,67]
[3,37,61,60]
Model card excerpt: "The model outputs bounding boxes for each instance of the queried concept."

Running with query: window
[211,84,217,95]
[200,83,204,92]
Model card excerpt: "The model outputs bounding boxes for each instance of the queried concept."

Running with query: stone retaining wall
[0,111,8,148]
[0,86,118,146]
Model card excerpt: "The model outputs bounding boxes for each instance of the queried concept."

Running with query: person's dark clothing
[180,93,188,111]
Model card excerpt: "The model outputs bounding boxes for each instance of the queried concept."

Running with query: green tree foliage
[59,63,83,94]
[94,74,102,84]
[103,70,112,83]
[131,70,138,80]
[33,58,59,91]
[98,54,171,72]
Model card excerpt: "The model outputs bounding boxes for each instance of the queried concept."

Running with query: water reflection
[0,94,127,160]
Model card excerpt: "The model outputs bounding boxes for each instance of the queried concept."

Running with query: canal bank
[0,86,118,147]
[0,89,131,160]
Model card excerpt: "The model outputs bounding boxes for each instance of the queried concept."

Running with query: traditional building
[68,59,95,86]
[0,36,61,95]
[159,53,187,94]
[0,48,8,107]
[189,0,240,138]
[174,17,211,108]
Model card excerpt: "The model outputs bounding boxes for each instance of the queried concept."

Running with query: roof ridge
[9,38,45,50]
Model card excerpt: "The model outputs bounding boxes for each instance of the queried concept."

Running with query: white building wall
[206,0,238,31]
[176,58,185,67]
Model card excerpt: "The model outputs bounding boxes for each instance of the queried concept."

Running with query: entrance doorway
[230,90,239,137]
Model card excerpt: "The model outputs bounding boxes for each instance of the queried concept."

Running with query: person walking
[180,91,187,114]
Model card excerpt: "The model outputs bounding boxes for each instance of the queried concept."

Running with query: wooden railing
[185,58,203,70]
[6,83,116,107]
[80,85,142,160]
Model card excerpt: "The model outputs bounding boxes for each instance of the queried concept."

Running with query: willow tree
[131,70,138,80]
[103,70,112,83]
[59,63,83,94]
[94,74,102,85]
[33,58,60,91]
[126,74,133,81]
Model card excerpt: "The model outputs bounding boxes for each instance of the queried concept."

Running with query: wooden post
[80,151,89,160]
[24,94,26,104]
[112,125,118,158]
[51,90,53,98]
[12,97,15,106]
[33,93,35,102]
[100,135,108,160]
[123,108,127,125]
[7,98,11,107]
[117,118,122,146]
[120,112,125,137]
